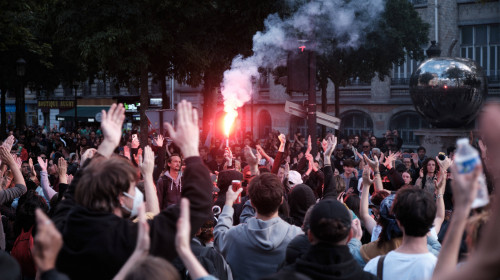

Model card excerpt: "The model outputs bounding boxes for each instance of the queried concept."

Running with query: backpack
[10,226,36,278]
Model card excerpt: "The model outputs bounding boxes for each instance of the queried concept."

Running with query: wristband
[436,193,443,199]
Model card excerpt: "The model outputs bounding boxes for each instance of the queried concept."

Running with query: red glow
[299,46,306,52]
[444,85,448,89]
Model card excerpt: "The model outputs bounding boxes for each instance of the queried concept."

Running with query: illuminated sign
[124,103,140,112]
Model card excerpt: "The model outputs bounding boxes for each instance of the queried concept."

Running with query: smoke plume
[222,0,385,134]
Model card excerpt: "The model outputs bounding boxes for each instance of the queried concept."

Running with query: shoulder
[363,255,380,274]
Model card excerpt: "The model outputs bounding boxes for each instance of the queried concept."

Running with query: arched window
[389,111,429,146]
[340,110,373,138]
[258,110,272,140]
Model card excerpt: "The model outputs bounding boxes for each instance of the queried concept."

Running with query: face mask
[122,187,144,217]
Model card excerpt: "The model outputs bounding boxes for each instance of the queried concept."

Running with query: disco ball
[409,57,487,128]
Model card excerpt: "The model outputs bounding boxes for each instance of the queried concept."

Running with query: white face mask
[122,187,144,217]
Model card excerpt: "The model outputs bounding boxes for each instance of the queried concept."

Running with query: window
[340,110,373,138]
[258,110,272,139]
[461,24,500,77]
[389,111,428,146]
[392,52,421,84]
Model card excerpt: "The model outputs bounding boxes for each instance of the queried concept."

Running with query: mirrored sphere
[409,57,487,128]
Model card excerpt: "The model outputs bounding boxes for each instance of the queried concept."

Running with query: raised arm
[431,164,481,280]
[433,156,451,235]
[360,165,377,234]
[0,147,27,204]
[364,154,383,191]
[322,135,338,200]
[271,134,287,175]
[140,146,160,215]
[149,100,212,261]
[244,146,260,176]
[37,157,57,200]
[98,103,125,158]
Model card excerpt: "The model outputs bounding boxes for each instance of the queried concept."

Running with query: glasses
[363,145,370,148]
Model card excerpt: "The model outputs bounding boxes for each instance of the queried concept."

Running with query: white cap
[288,171,303,187]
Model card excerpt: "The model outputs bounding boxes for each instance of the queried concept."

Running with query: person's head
[422,158,438,175]
[124,256,180,280]
[333,168,340,176]
[308,199,352,245]
[47,159,59,175]
[287,170,303,190]
[370,136,377,147]
[372,148,381,159]
[333,175,346,195]
[21,161,30,177]
[75,156,140,218]
[403,157,412,170]
[344,194,360,218]
[167,155,181,172]
[402,171,412,185]
[354,135,360,145]
[215,152,224,165]
[248,173,284,216]
[348,135,355,145]
[199,146,208,158]
[393,187,436,237]
[417,146,426,159]
[196,219,215,245]
[361,141,371,153]
[342,159,356,176]
[217,170,243,194]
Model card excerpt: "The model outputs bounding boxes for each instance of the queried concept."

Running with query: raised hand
[165,100,200,158]
[101,104,125,148]
[362,165,373,187]
[306,135,312,155]
[135,204,150,256]
[38,156,48,172]
[58,157,67,177]
[33,209,63,273]
[2,135,15,152]
[154,134,164,147]
[363,154,379,172]
[436,155,452,172]
[123,145,131,159]
[450,163,482,209]
[224,185,243,207]
[99,104,125,158]
[139,146,154,177]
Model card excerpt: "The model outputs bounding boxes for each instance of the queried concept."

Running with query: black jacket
[270,243,377,280]
[53,156,212,280]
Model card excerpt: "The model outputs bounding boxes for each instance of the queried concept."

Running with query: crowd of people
[1,99,500,280]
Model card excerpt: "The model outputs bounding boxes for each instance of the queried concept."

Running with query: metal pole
[307,51,317,156]
[74,85,78,129]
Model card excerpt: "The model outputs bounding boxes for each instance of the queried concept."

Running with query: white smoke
[221,0,385,132]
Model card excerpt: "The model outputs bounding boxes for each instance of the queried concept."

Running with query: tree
[169,0,282,141]
[52,0,177,146]
[317,0,429,130]
[0,0,53,135]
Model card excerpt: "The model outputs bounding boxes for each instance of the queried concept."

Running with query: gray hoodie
[214,205,302,280]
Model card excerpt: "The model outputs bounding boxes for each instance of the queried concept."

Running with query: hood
[217,170,243,194]
[288,184,316,227]
[245,217,295,251]
[295,243,371,280]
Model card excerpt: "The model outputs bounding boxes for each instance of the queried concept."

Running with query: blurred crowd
[1,100,500,280]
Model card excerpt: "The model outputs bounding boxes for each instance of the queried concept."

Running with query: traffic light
[287,47,311,92]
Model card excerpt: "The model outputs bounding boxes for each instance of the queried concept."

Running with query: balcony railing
[391,78,411,85]
[488,75,500,84]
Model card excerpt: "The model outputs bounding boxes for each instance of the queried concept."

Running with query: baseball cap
[288,171,303,187]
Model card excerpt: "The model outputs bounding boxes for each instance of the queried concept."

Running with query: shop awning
[56,106,109,122]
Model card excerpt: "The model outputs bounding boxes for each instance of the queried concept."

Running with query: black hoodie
[268,243,377,280]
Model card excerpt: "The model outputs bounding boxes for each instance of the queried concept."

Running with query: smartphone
[232,180,242,204]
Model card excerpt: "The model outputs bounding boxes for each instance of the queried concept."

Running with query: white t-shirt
[364,251,437,280]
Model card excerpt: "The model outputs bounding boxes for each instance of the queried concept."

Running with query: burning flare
[223,109,238,137]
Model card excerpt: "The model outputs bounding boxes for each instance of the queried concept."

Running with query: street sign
[145,109,176,132]
[284,101,340,129]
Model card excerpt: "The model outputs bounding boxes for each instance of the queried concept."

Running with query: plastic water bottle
[454,138,489,209]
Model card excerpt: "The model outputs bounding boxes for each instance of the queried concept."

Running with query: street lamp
[16,58,26,130]
[73,81,79,129]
